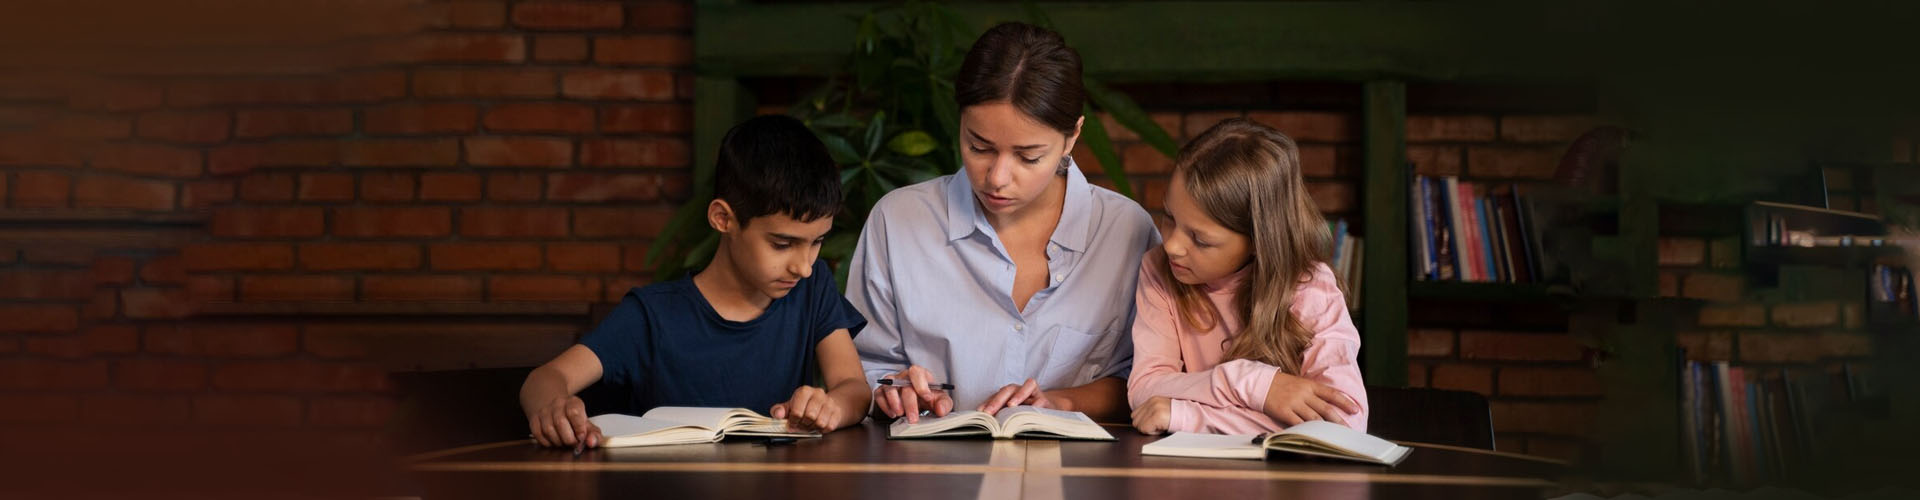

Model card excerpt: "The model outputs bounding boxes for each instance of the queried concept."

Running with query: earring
[1056,157,1070,176]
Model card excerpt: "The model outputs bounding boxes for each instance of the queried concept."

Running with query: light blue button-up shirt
[847,160,1160,410]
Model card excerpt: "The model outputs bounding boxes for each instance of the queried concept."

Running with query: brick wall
[0,0,693,452]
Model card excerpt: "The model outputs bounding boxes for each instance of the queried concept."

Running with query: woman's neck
[982,174,1067,240]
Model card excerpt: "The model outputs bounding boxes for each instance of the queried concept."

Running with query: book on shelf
[1409,175,1547,285]
[1679,360,1859,486]
[1327,219,1363,310]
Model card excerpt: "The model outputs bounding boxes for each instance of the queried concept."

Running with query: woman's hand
[771,386,848,432]
[978,378,1053,415]
[1262,372,1361,426]
[1131,396,1173,435]
[872,365,953,424]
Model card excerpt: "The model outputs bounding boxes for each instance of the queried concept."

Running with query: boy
[520,115,870,449]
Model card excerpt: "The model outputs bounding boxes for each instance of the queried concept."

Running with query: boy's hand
[872,365,952,424]
[771,386,845,432]
[1262,372,1361,427]
[1131,396,1172,435]
[528,395,602,448]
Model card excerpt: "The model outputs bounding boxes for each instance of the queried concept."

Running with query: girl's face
[959,101,1081,218]
[1161,174,1252,285]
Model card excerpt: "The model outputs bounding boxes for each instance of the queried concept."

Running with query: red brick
[546,173,662,202]
[0,359,108,389]
[431,1,506,29]
[1182,111,1242,139]
[579,138,687,167]
[1407,328,1454,358]
[341,139,459,167]
[533,35,589,62]
[483,103,594,133]
[1498,367,1603,397]
[240,275,354,301]
[572,207,674,237]
[603,275,647,301]
[1743,332,1873,363]
[1500,115,1594,143]
[459,207,569,238]
[491,275,600,302]
[1406,362,1430,388]
[359,171,416,202]
[600,103,691,134]
[24,324,138,358]
[1491,401,1596,437]
[547,243,620,272]
[1245,111,1356,142]
[361,275,483,301]
[113,359,205,391]
[0,394,79,423]
[330,207,452,238]
[188,276,236,302]
[298,172,356,201]
[487,172,544,202]
[1698,303,1766,327]
[144,323,300,358]
[1408,145,1464,176]
[621,244,658,272]
[401,33,526,63]
[235,172,293,202]
[135,110,231,144]
[363,103,479,135]
[1407,115,1497,142]
[193,394,303,427]
[1296,144,1339,177]
[300,243,421,271]
[1465,146,1561,179]
[1658,270,1681,297]
[42,113,132,139]
[95,256,139,285]
[1098,112,1182,143]
[22,246,94,266]
[627,2,691,29]
[0,135,85,166]
[212,360,389,392]
[208,140,338,175]
[1771,301,1840,328]
[594,35,692,66]
[91,143,203,178]
[1680,272,1743,302]
[430,243,542,270]
[183,243,294,271]
[1120,142,1172,174]
[211,207,326,238]
[465,137,573,167]
[71,174,176,211]
[1657,237,1706,267]
[1458,330,1584,362]
[561,70,676,100]
[513,1,625,30]
[308,396,398,428]
[12,171,70,208]
[67,79,165,111]
[235,109,353,138]
[121,288,195,318]
[166,71,406,107]
[1429,364,1493,395]
[419,173,483,201]
[81,394,191,426]
[412,69,556,98]
[139,255,185,284]
[0,172,7,206]
[1306,181,1355,213]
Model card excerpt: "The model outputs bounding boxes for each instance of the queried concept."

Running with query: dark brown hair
[954,22,1085,135]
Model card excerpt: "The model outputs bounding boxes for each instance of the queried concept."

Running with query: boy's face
[711,201,834,301]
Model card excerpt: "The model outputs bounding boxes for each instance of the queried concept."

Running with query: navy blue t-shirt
[580,259,866,415]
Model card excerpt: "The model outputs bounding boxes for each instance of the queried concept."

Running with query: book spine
[1714,362,1735,484]
[1491,194,1514,283]
[1447,177,1473,281]
[1434,177,1457,281]
[1456,180,1482,281]
[1681,361,1701,484]
[1411,177,1432,281]
[1420,177,1439,280]
[1511,186,1540,281]
[1497,189,1529,283]
[1475,193,1499,283]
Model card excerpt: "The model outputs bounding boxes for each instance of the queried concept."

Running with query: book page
[1270,421,1405,462]
[642,407,744,429]
[888,410,998,438]
[995,406,1111,440]
[1140,432,1266,460]
[591,413,694,439]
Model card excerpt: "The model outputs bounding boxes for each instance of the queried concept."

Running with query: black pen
[877,378,954,391]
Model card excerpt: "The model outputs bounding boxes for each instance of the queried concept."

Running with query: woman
[848,22,1159,423]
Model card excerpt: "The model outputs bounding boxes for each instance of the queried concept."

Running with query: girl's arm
[1292,264,1370,431]
[1126,255,1278,411]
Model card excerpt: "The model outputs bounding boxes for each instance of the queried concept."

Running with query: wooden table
[406,422,1568,499]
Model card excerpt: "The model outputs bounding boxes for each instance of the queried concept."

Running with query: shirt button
[1052,273,1064,283]
[1014,323,1025,331]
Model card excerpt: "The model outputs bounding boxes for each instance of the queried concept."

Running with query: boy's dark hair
[712,114,843,226]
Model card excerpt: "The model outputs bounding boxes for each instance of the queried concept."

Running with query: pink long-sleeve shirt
[1126,253,1369,434]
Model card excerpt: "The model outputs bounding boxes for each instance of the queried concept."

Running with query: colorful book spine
[1446,177,1476,281]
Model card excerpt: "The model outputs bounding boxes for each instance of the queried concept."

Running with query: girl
[849,22,1160,423]
[1127,118,1369,435]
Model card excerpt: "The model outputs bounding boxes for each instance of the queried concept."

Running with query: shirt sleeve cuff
[1168,398,1198,433]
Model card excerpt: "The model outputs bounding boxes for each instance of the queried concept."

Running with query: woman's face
[1161,174,1253,285]
[959,101,1081,218]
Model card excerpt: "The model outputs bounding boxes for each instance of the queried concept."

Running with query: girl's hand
[1262,372,1361,427]
[1131,396,1173,435]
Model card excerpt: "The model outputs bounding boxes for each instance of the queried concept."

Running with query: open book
[1141,421,1412,466]
[587,407,818,448]
[887,405,1114,441]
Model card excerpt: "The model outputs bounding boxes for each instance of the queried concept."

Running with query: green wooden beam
[1360,80,1408,387]
[695,2,1583,83]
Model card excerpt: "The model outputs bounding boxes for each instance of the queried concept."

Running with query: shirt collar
[943,157,1095,253]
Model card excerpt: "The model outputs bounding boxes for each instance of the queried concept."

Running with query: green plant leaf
[886,130,938,157]
[817,133,863,165]
[678,232,720,272]
[863,111,887,158]
[643,199,710,276]
[1078,102,1134,200]
[1086,78,1180,158]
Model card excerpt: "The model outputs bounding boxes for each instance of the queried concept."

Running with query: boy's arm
[1043,376,1129,422]
[519,344,604,447]
[816,329,872,430]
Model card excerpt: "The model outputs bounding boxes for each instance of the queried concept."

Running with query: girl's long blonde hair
[1159,118,1331,375]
